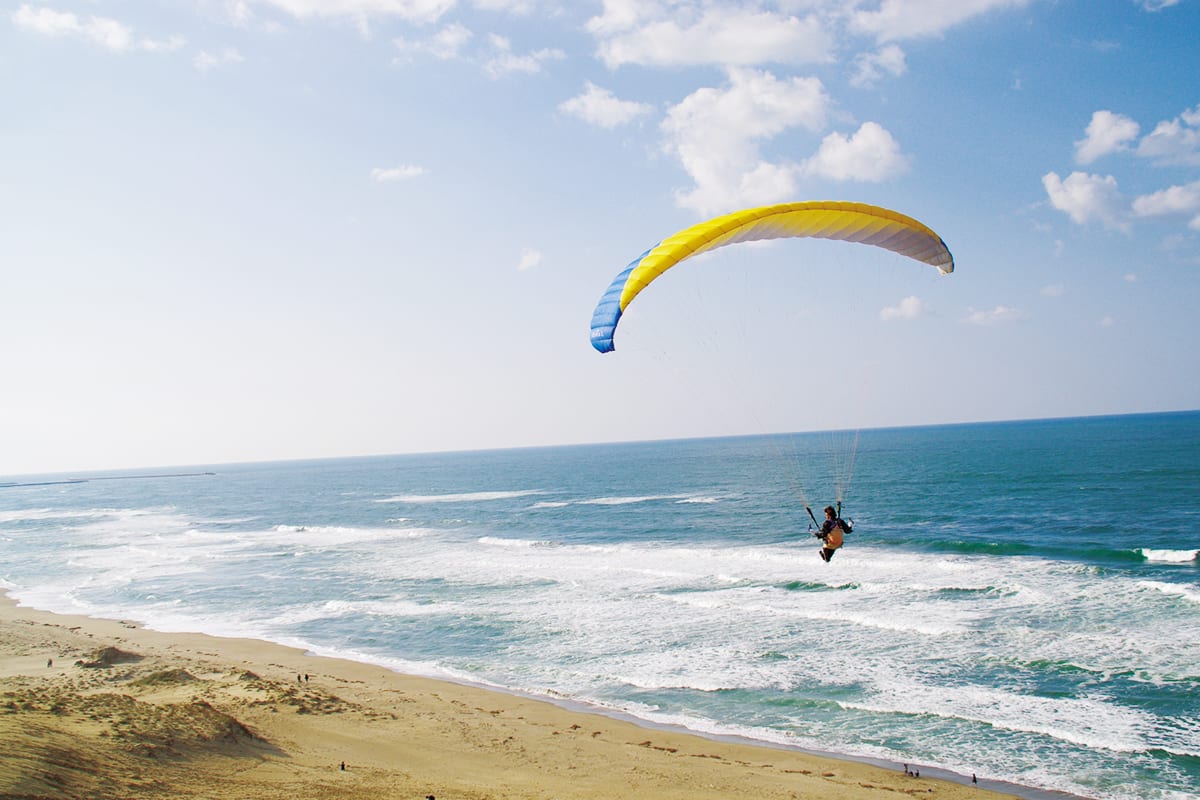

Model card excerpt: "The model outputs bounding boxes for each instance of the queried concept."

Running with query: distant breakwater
[1,472,215,488]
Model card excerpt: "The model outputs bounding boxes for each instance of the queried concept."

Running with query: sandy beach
[0,592,1018,800]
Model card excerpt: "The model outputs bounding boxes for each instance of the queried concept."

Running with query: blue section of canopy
[589,254,644,353]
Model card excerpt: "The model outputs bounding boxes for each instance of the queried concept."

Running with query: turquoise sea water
[2,412,1198,799]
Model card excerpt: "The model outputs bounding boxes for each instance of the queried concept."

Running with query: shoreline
[1,591,1059,799]
[289,644,1086,800]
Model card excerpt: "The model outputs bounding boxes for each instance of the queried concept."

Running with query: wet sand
[0,592,1019,799]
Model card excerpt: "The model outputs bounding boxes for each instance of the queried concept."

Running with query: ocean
[2,411,1197,799]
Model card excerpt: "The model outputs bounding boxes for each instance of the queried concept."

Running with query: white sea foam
[375,490,546,503]
[1137,580,1200,605]
[603,703,821,748]
[265,598,457,626]
[579,494,691,505]
[1139,548,1199,563]
[528,494,717,509]
[271,524,371,535]
[0,507,155,523]
[844,681,1161,754]
[266,523,427,541]
[478,536,554,549]
[68,508,195,538]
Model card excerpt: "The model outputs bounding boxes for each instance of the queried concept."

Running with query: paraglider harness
[806,502,853,547]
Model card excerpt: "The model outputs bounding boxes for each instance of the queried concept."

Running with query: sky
[2,0,1199,476]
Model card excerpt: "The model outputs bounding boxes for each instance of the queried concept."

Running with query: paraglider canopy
[590,201,954,353]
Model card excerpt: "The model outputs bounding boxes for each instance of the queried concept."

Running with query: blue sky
[2,0,1198,475]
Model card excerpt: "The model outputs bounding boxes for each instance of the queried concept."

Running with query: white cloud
[1065,106,1200,168]
[392,25,560,77]
[12,4,189,53]
[1137,0,1182,9]
[13,4,133,51]
[225,1,255,27]
[880,295,927,321]
[560,82,653,129]
[589,5,834,69]
[1074,110,1139,165]
[1100,315,1115,327]
[474,0,539,11]
[431,22,472,57]
[142,35,187,54]
[371,165,427,182]
[194,47,244,71]
[585,0,642,36]
[394,23,472,62]
[1132,180,1200,215]
[965,305,1027,325]
[1124,273,1138,283]
[517,248,542,271]
[1042,171,1128,231]
[1040,284,1064,297]
[661,68,829,215]
[1136,105,1200,166]
[803,121,909,182]
[1048,107,1200,234]
[482,33,564,78]
[1132,180,1200,229]
[850,44,907,88]
[254,0,455,26]
[850,0,1032,43]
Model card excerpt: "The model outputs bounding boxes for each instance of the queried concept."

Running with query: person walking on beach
[814,505,851,562]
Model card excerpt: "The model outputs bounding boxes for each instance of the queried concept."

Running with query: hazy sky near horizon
[3,0,1199,476]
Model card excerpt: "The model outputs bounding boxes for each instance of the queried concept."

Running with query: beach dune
[0,594,1015,800]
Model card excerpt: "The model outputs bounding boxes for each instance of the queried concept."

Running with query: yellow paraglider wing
[590,201,954,352]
